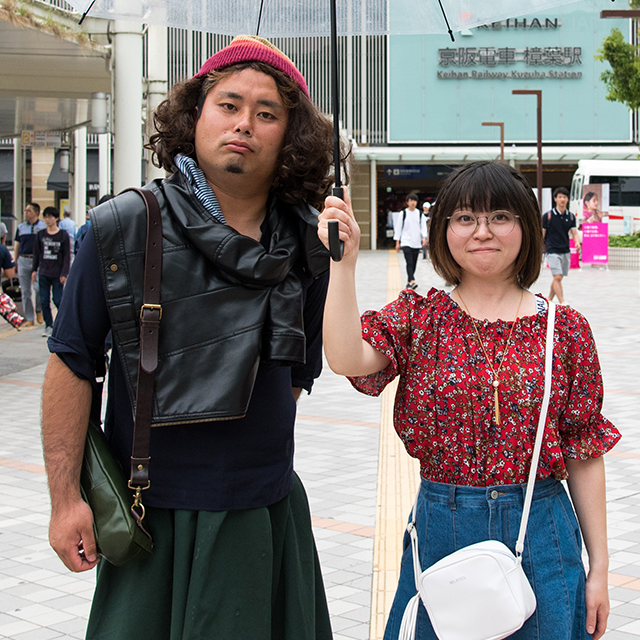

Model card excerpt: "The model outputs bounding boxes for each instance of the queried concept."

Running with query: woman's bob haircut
[429,161,543,288]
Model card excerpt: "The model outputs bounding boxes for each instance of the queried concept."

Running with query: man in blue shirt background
[14,203,46,326]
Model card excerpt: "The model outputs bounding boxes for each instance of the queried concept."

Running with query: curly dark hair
[429,162,543,289]
[146,61,347,209]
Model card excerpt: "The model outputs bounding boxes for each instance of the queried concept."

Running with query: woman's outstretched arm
[318,190,390,377]
[565,456,609,640]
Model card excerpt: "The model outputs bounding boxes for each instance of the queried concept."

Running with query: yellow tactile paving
[369,251,421,640]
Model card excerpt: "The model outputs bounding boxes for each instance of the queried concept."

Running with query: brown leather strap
[120,188,163,491]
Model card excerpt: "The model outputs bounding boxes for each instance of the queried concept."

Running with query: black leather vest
[91,171,329,426]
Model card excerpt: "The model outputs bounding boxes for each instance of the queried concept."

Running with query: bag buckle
[129,483,151,523]
[140,303,162,320]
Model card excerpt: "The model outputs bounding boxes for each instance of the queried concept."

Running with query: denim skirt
[384,477,589,640]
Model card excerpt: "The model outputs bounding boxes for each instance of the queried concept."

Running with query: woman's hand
[318,188,360,264]
[585,567,609,639]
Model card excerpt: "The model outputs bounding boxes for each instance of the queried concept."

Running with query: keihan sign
[437,46,583,79]
[388,0,631,144]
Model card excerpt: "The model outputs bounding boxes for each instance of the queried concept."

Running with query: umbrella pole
[328,0,345,261]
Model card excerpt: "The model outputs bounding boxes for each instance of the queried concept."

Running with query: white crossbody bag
[398,301,556,640]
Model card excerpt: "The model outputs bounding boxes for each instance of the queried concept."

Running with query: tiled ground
[0,252,639,639]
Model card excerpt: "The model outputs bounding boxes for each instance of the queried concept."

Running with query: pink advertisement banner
[582,223,609,264]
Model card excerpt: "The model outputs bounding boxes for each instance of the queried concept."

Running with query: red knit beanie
[194,35,309,98]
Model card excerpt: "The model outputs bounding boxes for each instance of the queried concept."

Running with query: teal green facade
[389,0,631,143]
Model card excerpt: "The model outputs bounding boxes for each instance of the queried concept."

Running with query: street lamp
[512,89,542,212]
[91,92,109,134]
[59,149,70,173]
[481,122,505,163]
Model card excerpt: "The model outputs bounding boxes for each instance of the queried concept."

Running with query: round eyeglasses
[447,210,520,237]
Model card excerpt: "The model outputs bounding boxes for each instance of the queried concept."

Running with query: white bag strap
[515,300,555,556]
[398,301,556,640]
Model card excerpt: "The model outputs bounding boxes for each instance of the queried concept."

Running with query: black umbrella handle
[328,187,345,262]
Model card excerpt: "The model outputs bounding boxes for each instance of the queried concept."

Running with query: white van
[569,160,640,235]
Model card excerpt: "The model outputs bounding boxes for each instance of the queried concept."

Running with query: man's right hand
[42,354,95,572]
[49,498,100,572]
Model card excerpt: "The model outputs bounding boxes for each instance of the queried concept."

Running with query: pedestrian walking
[0,243,25,329]
[41,35,336,640]
[543,186,581,305]
[32,207,70,337]
[58,208,77,254]
[421,201,430,260]
[14,202,46,326]
[75,195,114,254]
[394,193,426,289]
[318,161,618,640]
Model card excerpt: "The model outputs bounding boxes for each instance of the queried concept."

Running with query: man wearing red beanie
[41,36,340,640]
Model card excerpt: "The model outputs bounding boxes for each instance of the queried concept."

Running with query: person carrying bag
[318,161,619,640]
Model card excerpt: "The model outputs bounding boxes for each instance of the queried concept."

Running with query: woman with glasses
[317,162,618,640]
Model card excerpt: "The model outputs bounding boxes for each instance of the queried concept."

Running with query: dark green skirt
[86,473,333,640]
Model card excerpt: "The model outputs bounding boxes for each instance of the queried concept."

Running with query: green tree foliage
[595,28,640,111]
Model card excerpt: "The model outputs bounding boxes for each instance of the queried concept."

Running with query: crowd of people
[0,196,111,333]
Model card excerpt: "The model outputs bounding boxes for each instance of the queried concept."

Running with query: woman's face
[586,195,599,211]
[446,208,523,283]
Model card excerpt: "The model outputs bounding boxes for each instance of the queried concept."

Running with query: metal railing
[33,0,77,13]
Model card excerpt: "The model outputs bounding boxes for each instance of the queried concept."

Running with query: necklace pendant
[493,384,501,425]
[492,379,499,389]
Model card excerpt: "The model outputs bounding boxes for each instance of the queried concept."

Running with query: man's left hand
[60,277,67,284]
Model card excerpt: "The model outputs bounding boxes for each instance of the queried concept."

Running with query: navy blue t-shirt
[49,228,328,512]
[0,244,14,271]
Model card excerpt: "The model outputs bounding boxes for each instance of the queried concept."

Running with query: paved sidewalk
[0,253,639,639]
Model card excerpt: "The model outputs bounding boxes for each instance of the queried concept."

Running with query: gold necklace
[455,289,524,425]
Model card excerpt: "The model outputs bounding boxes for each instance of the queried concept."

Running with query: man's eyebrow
[218,91,243,100]
[257,99,284,111]
[217,91,284,111]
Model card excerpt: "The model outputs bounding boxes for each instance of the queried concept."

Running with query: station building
[0,0,637,250]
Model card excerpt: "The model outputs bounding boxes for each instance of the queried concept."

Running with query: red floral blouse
[349,288,620,486]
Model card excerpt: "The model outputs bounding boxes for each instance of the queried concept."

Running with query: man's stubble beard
[224,161,244,175]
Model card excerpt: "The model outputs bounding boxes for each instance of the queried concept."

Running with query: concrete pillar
[13,138,23,223]
[30,147,56,211]
[113,21,143,192]
[146,24,168,182]
[370,158,377,250]
[98,132,111,198]
[73,127,87,224]
[360,34,367,145]
[350,161,371,250]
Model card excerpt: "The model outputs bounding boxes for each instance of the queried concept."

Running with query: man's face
[43,214,57,229]
[24,205,38,224]
[194,68,288,192]
[407,198,418,210]
[554,193,569,210]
